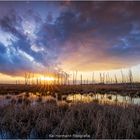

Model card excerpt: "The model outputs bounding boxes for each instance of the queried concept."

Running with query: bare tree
[114,74,118,84]
[121,70,124,84]
[128,69,133,84]
[92,72,94,84]
[80,74,83,86]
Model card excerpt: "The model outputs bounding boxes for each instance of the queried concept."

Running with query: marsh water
[0,92,140,139]
[0,92,140,105]
[67,93,140,105]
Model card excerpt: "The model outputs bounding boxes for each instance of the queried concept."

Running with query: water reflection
[67,93,140,105]
[0,92,56,106]
[67,94,93,103]
[0,92,140,106]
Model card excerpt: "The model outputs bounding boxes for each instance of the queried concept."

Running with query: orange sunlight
[40,76,55,81]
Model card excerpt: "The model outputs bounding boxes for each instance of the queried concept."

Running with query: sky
[0,1,140,83]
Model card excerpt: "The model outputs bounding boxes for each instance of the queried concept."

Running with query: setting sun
[40,76,55,81]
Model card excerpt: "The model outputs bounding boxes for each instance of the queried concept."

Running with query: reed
[0,101,140,139]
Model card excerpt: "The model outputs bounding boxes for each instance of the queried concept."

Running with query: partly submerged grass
[0,100,140,139]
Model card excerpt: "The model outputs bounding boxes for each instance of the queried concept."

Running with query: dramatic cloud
[0,1,140,76]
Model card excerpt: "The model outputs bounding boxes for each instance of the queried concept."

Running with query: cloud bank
[0,1,140,75]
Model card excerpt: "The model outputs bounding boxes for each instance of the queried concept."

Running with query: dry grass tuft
[0,100,140,139]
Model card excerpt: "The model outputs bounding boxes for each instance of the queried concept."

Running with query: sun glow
[40,76,55,81]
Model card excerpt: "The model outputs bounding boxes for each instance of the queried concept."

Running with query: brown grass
[0,101,140,139]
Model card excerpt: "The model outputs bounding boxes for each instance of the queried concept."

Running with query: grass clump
[0,101,140,139]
